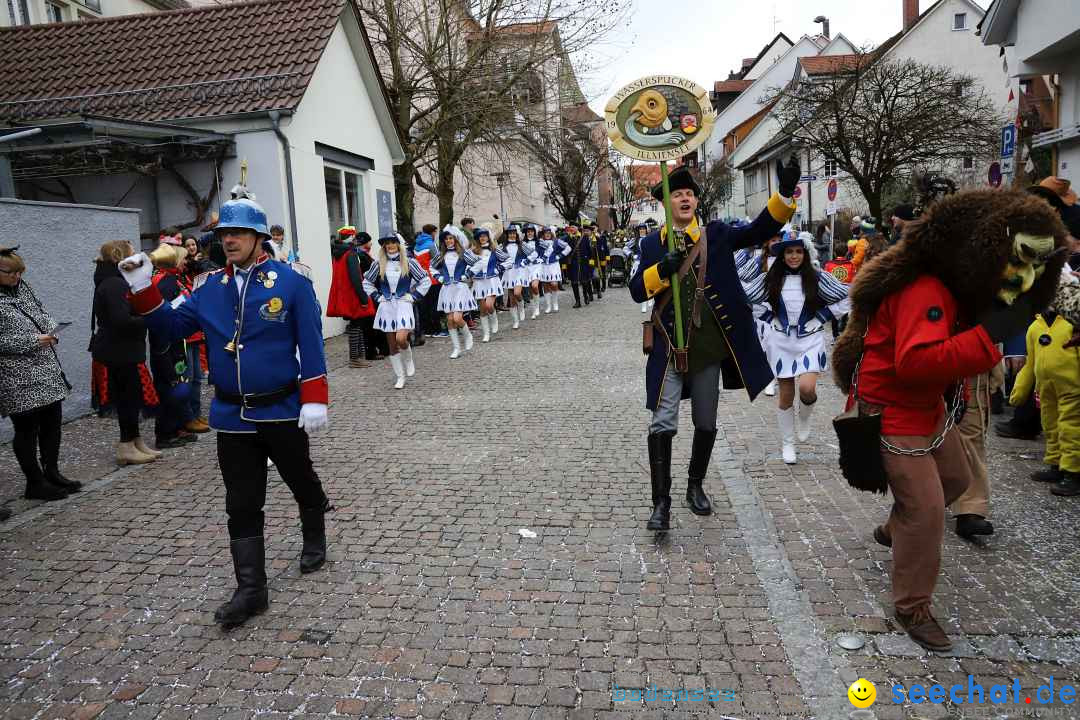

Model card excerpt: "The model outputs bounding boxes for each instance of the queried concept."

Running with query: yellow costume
[1010,313,1080,472]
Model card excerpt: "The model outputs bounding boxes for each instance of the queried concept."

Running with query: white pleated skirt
[538,263,562,282]
[502,266,530,289]
[763,326,828,379]
[472,277,503,299]
[529,264,544,282]
[374,297,415,332]
[438,283,478,312]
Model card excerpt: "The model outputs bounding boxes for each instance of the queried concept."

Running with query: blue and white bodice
[362,254,431,301]
[539,238,571,265]
[470,247,509,279]
[430,249,480,285]
[504,241,538,269]
[742,269,849,337]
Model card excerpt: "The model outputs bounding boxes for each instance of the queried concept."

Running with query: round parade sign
[604,75,716,163]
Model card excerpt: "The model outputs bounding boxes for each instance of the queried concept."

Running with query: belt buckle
[242,393,255,410]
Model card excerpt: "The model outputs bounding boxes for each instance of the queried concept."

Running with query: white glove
[118,253,153,292]
[298,403,328,433]
[403,294,416,304]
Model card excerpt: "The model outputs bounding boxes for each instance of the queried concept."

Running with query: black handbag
[832,348,889,495]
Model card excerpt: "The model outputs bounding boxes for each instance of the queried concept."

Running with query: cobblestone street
[2,294,1079,720]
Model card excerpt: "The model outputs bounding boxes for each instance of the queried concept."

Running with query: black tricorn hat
[651,166,701,201]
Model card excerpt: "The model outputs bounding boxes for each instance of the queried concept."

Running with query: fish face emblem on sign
[604,76,716,162]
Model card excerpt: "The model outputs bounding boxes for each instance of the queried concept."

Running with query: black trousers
[346,320,367,361]
[419,290,440,335]
[107,363,143,442]
[10,400,62,480]
[217,423,328,539]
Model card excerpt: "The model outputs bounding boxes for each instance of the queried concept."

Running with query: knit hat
[891,204,915,222]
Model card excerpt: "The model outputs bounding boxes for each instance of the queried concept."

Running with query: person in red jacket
[326,230,378,368]
[832,189,1067,652]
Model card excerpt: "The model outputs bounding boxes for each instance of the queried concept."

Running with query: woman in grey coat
[0,245,78,506]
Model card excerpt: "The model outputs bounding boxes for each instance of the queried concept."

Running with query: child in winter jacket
[1010,311,1080,496]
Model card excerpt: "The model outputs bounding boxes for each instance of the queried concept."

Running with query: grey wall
[0,198,141,441]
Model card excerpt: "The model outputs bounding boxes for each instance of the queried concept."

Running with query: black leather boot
[299,500,331,574]
[43,464,81,492]
[955,514,994,540]
[214,536,269,629]
[686,429,716,516]
[24,467,68,501]
[646,432,673,531]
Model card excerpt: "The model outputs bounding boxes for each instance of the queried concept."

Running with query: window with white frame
[746,168,757,194]
[45,0,64,22]
[823,159,838,177]
[953,12,967,30]
[324,165,366,237]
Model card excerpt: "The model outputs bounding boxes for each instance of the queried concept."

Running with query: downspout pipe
[268,110,299,258]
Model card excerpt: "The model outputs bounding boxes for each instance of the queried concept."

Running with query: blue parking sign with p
[1001,125,1016,159]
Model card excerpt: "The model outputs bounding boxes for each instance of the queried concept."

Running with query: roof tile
[0,0,344,123]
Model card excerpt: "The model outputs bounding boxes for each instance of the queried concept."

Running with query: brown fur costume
[833,189,1067,393]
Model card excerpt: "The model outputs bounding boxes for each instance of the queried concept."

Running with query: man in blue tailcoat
[629,158,800,530]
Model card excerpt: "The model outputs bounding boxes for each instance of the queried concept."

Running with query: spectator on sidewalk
[1,244,79,503]
[412,224,438,342]
[327,229,378,367]
[91,241,159,466]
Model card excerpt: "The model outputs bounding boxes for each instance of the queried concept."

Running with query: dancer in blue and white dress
[430,230,480,359]
[537,226,571,313]
[362,233,431,389]
[469,228,507,342]
[742,231,849,464]
[523,225,544,319]
[500,225,537,329]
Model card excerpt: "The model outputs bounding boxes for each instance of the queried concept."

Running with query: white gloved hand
[403,294,416,304]
[298,403,328,433]
[118,253,154,292]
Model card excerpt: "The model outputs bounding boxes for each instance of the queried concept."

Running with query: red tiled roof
[713,79,752,94]
[798,54,869,76]
[0,0,345,123]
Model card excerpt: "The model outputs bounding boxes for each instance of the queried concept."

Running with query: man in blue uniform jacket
[119,196,332,630]
[629,159,800,531]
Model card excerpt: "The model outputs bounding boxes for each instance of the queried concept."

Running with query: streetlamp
[492,171,510,221]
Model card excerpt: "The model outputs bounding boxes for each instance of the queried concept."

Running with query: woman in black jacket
[91,241,158,466]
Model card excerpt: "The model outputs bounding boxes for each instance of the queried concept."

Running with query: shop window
[324,165,365,237]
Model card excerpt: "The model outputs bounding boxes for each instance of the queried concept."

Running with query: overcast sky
[583,0,986,114]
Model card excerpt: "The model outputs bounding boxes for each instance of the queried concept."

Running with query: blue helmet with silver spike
[216,198,270,239]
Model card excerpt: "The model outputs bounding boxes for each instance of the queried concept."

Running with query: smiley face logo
[848,678,876,708]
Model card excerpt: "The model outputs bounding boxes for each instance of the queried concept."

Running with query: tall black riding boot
[571,283,582,308]
[686,429,716,515]
[583,282,593,305]
[299,500,331,574]
[214,536,269,629]
[646,432,673,531]
[42,464,81,492]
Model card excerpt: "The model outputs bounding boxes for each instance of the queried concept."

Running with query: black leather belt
[215,380,298,408]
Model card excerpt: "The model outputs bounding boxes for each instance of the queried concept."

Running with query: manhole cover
[837,633,865,650]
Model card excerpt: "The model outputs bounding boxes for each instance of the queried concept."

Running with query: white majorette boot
[390,354,406,389]
[519,302,526,324]
[531,299,540,319]
[777,407,797,464]
[480,315,491,342]
[402,345,416,377]
[449,328,461,359]
[511,306,520,329]
[543,295,552,314]
[764,379,777,397]
[797,399,815,442]
[491,311,499,334]
[552,292,559,312]
[462,325,473,351]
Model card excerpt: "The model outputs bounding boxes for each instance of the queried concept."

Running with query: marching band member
[537,226,571,313]
[431,229,480,359]
[565,226,593,308]
[743,231,849,463]
[362,233,431,389]
[470,228,507,342]
[628,223,652,314]
[501,225,536,329]
[118,195,332,630]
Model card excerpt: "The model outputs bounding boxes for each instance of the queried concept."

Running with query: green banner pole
[660,160,685,351]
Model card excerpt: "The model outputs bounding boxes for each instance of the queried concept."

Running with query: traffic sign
[800,175,818,182]
[988,162,1002,188]
[792,185,802,200]
[1001,157,1015,174]
[826,200,837,216]
[827,179,838,201]
[1001,125,1017,159]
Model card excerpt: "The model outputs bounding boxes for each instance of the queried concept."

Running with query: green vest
[678,255,729,376]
